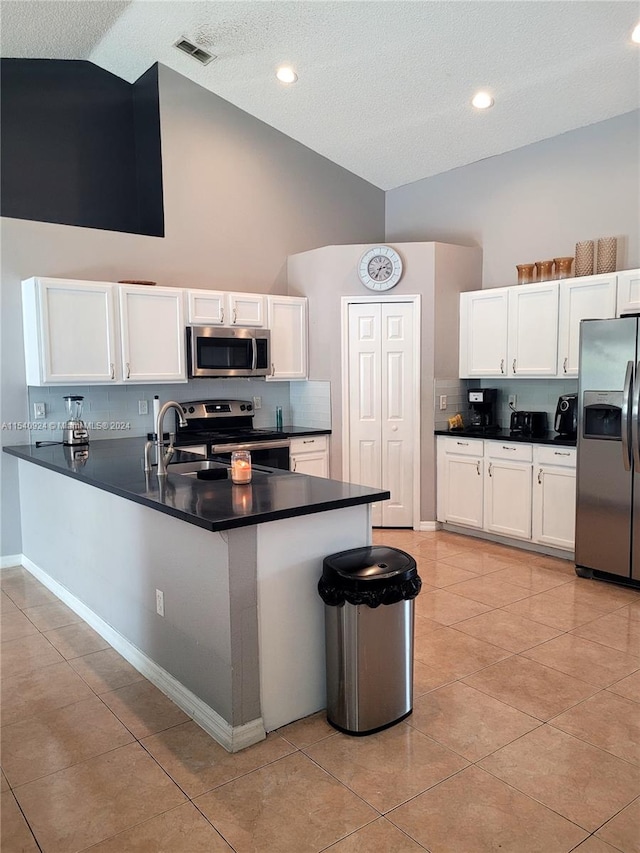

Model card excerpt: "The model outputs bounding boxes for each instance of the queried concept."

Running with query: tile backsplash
[290,381,331,429]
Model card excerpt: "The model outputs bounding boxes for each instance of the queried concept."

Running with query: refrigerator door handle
[623,359,634,472]
[631,361,640,472]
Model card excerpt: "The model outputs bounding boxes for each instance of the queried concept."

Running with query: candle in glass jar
[231,450,252,484]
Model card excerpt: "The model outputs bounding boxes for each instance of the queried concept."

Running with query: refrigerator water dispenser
[582,391,622,440]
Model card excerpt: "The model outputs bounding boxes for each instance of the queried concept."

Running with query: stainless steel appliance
[575,317,640,587]
[510,410,548,438]
[175,399,290,469]
[62,395,89,446]
[187,326,270,378]
[554,394,578,437]
[467,388,499,433]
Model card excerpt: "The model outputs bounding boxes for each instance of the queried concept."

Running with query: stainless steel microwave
[187,326,271,378]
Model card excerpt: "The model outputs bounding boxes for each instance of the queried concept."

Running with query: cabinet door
[228,292,265,326]
[119,286,187,383]
[267,296,308,380]
[459,289,509,378]
[24,278,118,385]
[442,455,484,528]
[485,459,532,539]
[508,283,559,377]
[291,451,329,478]
[616,269,640,316]
[557,276,617,376]
[187,289,226,325]
[532,465,576,550]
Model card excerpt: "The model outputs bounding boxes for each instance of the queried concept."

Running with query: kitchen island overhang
[4,439,389,752]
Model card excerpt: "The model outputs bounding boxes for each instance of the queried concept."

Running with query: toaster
[510,410,548,437]
[554,394,578,436]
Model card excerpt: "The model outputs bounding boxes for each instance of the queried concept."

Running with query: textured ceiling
[1,1,639,190]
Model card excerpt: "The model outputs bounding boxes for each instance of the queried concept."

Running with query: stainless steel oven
[187,327,271,378]
[209,439,290,470]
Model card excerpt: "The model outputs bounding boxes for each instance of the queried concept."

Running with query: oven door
[210,440,290,470]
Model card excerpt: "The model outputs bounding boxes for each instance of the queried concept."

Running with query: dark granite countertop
[3,437,387,533]
[434,429,577,448]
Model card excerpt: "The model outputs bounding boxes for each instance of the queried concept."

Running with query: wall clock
[358,245,403,291]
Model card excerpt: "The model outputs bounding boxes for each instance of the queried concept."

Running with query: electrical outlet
[33,402,46,419]
[252,396,262,410]
[439,395,447,410]
[138,400,149,415]
[508,394,517,407]
[155,589,165,617]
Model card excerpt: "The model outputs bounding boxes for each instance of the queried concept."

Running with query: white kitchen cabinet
[186,289,226,325]
[267,295,308,380]
[484,442,532,540]
[22,277,118,385]
[290,435,329,477]
[436,437,484,528]
[557,275,617,376]
[459,288,509,378]
[532,445,576,550]
[118,285,187,383]
[228,292,265,327]
[508,282,558,377]
[616,269,640,316]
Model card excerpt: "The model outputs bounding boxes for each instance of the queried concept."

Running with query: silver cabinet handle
[554,451,570,456]
[110,363,115,379]
[538,468,543,484]
[500,358,505,374]
[501,446,517,451]
[292,460,297,472]
[303,439,314,444]
[476,460,481,475]
[271,363,275,376]
[233,307,237,324]
[563,357,568,374]
[220,307,224,324]
[126,362,130,379]
[488,462,493,477]
[456,441,469,446]
[512,358,517,374]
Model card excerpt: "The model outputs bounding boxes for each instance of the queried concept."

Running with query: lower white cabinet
[532,446,577,550]
[484,443,532,540]
[290,435,329,477]
[437,436,576,551]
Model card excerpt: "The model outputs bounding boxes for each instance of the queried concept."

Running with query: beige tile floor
[2,530,640,852]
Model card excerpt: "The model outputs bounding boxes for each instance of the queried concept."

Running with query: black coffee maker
[467,389,500,433]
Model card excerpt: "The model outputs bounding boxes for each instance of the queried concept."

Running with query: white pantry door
[347,301,415,527]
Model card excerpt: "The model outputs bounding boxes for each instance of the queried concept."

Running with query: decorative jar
[516,264,535,285]
[575,241,594,277]
[535,260,555,282]
[231,450,252,484]
[596,237,617,274]
[554,257,574,279]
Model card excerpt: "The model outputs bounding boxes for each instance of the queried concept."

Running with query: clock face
[358,246,403,290]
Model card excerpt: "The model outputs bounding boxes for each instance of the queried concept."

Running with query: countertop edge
[434,430,577,448]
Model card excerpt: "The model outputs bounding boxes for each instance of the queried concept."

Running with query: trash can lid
[322,546,416,585]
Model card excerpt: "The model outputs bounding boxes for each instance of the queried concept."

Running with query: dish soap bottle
[276,406,283,430]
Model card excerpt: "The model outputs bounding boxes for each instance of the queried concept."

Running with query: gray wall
[386,111,640,288]
[0,64,384,557]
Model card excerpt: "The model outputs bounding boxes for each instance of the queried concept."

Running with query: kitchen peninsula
[4,438,389,751]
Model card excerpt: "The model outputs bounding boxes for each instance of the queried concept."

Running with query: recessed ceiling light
[276,66,298,84]
[632,23,640,43]
[471,91,494,110]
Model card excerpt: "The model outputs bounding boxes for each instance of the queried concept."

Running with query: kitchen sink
[168,460,230,478]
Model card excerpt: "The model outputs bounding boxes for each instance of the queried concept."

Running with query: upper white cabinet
[557,275,617,376]
[228,292,265,327]
[460,271,627,379]
[507,283,558,377]
[187,289,226,325]
[22,278,187,386]
[459,288,509,377]
[22,277,118,385]
[186,290,265,327]
[616,268,640,316]
[118,285,186,383]
[267,295,308,380]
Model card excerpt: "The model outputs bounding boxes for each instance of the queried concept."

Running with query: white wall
[0,64,384,557]
[386,111,640,288]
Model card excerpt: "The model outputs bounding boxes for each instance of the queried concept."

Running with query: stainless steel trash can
[318,546,421,735]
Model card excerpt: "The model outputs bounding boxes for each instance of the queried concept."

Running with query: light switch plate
[439,395,447,410]
[138,400,149,415]
[253,396,262,409]
[33,402,46,419]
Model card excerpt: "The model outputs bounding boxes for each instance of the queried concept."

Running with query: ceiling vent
[173,37,216,66]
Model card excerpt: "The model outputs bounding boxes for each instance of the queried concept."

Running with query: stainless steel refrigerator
[575,316,640,586]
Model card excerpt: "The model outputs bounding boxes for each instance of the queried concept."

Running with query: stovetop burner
[175,400,285,445]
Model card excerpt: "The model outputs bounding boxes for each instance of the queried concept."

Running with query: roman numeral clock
[358,245,404,291]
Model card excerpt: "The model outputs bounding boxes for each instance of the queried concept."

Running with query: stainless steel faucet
[146,401,187,477]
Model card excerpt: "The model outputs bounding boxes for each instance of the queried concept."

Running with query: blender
[62,395,89,445]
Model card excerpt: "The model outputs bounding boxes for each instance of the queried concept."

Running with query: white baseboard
[418,521,440,532]
[19,555,266,753]
[1,555,23,569]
